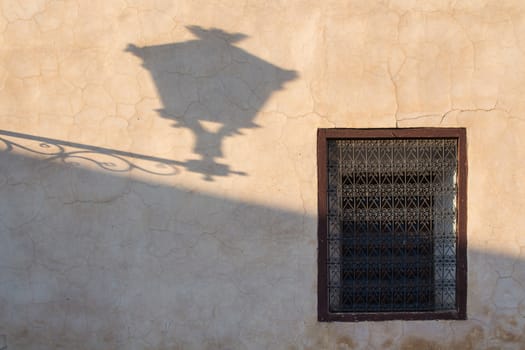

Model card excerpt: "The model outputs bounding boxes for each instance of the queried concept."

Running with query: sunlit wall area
[1,1,525,348]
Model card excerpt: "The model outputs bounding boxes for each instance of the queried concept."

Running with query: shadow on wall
[1,136,525,349]
[0,130,183,177]
[0,143,314,349]
[126,26,298,181]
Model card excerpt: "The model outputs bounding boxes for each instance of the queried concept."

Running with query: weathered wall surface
[1,0,525,349]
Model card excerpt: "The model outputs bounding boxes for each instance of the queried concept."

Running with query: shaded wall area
[0,132,524,349]
[0,145,315,350]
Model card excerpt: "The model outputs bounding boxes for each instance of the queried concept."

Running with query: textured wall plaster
[1,0,525,349]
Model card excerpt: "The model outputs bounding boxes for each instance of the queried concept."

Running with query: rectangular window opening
[318,128,467,321]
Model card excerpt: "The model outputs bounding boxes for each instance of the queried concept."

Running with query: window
[317,128,467,321]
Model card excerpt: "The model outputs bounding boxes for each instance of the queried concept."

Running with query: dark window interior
[318,129,467,321]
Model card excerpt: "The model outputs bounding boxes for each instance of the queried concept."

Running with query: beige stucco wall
[1,0,525,348]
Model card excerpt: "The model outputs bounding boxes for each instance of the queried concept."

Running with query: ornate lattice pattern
[327,139,458,312]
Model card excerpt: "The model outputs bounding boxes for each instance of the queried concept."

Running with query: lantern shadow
[126,26,298,181]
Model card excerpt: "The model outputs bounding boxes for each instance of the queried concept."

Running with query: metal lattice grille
[327,139,458,313]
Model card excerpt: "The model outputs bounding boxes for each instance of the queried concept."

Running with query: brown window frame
[317,128,467,322]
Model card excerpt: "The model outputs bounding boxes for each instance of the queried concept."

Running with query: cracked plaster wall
[1,0,525,349]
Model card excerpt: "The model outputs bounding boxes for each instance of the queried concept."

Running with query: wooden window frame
[317,128,467,322]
